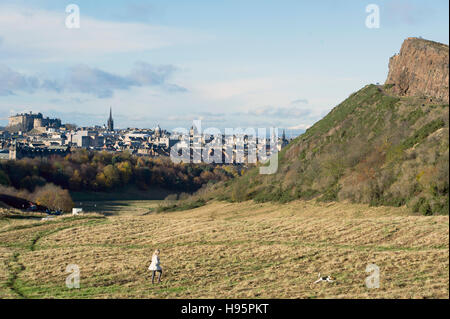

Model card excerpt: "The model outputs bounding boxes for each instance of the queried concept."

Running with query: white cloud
[0,4,203,62]
[288,123,311,130]
[291,98,308,105]
[0,62,186,98]
[245,105,312,118]
[197,77,274,100]
[385,0,435,26]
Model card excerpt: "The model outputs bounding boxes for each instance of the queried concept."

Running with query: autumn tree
[0,170,10,186]
[102,165,121,189]
[69,169,82,191]
[33,184,74,212]
[117,161,133,184]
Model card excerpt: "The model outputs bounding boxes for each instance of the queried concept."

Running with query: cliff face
[385,37,449,103]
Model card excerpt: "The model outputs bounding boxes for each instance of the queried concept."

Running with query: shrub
[164,194,178,201]
[33,184,74,212]
[157,198,206,213]
[253,190,272,203]
[406,108,425,125]
[411,197,422,213]
[419,200,433,216]
[297,189,319,200]
[231,181,248,202]
[317,184,340,202]
[216,193,231,202]
[402,119,446,149]
[0,170,10,186]
[431,198,449,215]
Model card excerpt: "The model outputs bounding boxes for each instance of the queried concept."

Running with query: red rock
[385,37,449,103]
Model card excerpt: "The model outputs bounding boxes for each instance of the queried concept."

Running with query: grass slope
[0,201,448,299]
[203,84,449,214]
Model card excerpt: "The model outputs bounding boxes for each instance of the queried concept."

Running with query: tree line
[0,150,236,211]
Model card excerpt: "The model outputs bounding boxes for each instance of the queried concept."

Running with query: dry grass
[0,200,448,299]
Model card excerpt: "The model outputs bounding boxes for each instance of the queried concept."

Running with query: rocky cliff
[385,37,449,103]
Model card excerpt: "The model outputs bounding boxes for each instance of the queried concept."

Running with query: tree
[33,184,74,212]
[0,169,10,186]
[65,123,77,131]
[102,165,121,189]
[117,161,133,184]
[19,175,46,192]
[69,169,82,191]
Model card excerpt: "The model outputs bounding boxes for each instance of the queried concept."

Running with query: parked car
[46,210,62,216]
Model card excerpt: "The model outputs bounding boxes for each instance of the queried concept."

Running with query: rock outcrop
[385,37,449,103]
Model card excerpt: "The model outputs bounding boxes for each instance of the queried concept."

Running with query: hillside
[201,38,449,215]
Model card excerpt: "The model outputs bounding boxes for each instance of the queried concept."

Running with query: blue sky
[0,0,448,134]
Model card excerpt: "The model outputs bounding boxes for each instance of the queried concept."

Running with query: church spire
[107,107,114,131]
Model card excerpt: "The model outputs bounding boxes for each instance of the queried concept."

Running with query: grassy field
[0,200,448,299]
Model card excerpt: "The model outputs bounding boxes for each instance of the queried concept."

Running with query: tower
[107,107,114,131]
[9,140,17,160]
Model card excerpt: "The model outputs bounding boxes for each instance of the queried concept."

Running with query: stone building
[8,112,61,132]
[8,140,70,160]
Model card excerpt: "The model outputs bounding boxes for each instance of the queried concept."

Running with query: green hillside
[203,84,449,215]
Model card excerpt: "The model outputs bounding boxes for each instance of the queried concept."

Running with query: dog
[313,273,335,284]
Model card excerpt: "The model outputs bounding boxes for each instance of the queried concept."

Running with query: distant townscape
[0,108,291,163]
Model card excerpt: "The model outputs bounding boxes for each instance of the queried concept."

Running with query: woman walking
[148,249,163,284]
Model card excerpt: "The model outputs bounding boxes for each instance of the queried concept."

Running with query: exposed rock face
[385,37,449,103]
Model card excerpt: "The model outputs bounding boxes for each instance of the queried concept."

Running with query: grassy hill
[0,200,448,298]
[201,84,448,215]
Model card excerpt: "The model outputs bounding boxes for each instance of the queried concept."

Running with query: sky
[0,0,448,135]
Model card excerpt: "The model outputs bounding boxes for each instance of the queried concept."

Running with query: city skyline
[4,108,293,139]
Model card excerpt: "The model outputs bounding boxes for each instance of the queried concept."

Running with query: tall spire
[107,107,114,131]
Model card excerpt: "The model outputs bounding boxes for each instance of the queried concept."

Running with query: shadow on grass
[76,201,143,216]
[71,186,178,202]
[2,215,43,220]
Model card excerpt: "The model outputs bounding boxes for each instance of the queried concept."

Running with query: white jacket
[148,254,162,271]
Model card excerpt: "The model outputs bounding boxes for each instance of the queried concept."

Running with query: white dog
[313,273,335,284]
